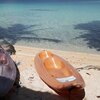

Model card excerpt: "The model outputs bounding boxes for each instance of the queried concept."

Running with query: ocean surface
[0,1,100,54]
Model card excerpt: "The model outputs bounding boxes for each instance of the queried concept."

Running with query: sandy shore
[9,45,100,100]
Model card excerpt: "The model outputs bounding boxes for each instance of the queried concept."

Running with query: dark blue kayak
[0,47,16,97]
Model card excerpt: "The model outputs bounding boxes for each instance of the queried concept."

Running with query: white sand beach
[8,45,100,100]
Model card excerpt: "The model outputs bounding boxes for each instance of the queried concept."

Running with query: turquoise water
[0,1,100,54]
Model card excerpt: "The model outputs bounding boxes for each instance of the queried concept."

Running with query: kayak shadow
[10,87,68,100]
[9,87,85,100]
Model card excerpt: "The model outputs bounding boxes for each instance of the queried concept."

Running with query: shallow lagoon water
[0,1,100,54]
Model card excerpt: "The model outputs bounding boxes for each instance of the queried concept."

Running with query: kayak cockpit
[39,50,72,78]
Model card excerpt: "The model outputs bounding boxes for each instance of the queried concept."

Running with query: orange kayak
[34,50,85,99]
[0,47,16,97]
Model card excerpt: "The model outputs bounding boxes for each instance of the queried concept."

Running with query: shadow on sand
[4,87,85,100]
[10,87,68,100]
[0,24,62,45]
[74,20,100,51]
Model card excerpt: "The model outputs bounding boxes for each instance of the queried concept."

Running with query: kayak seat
[44,56,72,78]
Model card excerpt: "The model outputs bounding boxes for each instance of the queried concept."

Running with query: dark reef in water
[0,24,62,46]
[74,20,100,51]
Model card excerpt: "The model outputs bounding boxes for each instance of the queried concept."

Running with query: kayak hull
[34,50,85,98]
